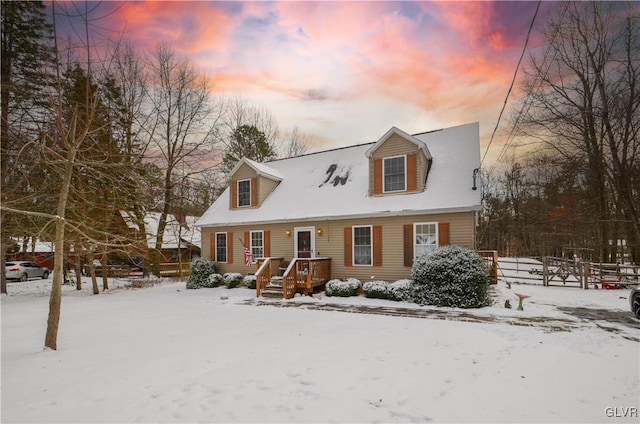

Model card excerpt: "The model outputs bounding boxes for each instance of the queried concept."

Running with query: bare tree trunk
[44,119,78,350]
[88,250,98,295]
[177,225,183,279]
[101,252,109,291]
[1,241,8,294]
[74,249,82,290]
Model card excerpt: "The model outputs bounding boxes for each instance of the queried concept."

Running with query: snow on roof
[196,122,481,227]
[365,126,432,160]
[12,238,54,253]
[229,157,283,181]
[120,211,201,250]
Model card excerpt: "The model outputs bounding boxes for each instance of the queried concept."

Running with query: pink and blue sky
[57,1,557,166]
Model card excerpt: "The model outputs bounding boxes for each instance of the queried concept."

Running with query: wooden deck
[255,257,332,299]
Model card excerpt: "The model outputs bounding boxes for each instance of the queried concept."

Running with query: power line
[487,1,570,177]
[480,0,542,167]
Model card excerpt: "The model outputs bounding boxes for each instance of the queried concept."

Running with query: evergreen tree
[222,124,276,173]
[0,0,53,294]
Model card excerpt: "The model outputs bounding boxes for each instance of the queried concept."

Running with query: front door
[294,227,315,258]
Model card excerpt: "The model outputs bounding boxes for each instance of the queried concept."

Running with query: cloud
[98,1,240,56]
[54,0,553,167]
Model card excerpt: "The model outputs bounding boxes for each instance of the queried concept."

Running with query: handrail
[281,259,298,299]
[281,257,331,299]
[255,258,271,297]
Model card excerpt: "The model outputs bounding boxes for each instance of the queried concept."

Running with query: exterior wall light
[472,168,479,191]
[317,228,323,235]
[285,230,291,236]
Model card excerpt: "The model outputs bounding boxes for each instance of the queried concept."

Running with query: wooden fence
[497,256,639,289]
[158,262,191,278]
[478,250,499,285]
[94,265,143,278]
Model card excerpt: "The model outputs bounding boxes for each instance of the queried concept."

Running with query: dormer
[365,127,432,196]
[228,158,282,209]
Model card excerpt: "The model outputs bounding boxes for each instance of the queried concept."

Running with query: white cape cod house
[196,122,482,297]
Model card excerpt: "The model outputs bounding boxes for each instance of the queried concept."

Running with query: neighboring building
[119,211,201,263]
[196,122,482,282]
[7,212,201,272]
[7,239,55,270]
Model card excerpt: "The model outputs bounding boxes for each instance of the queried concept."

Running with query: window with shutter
[414,223,438,258]
[250,230,263,261]
[383,155,406,192]
[353,225,372,266]
[215,232,227,263]
[238,179,251,207]
[405,222,450,264]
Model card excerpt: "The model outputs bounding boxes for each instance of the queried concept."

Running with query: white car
[5,261,50,282]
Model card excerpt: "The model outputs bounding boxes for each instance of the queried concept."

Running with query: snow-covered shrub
[325,278,361,297]
[243,274,257,289]
[363,280,390,299]
[205,273,223,288]
[186,258,218,289]
[411,245,490,308]
[223,272,243,289]
[388,279,414,302]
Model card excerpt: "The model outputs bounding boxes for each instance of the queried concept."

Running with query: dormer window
[383,155,406,192]
[238,179,251,207]
[368,127,430,196]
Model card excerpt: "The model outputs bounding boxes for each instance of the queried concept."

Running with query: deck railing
[255,257,284,297]
[282,257,331,299]
[282,260,297,299]
[478,250,498,284]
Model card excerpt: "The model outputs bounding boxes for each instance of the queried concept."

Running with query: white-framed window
[383,155,406,192]
[238,179,251,207]
[353,225,372,266]
[250,230,264,262]
[415,222,438,258]
[215,232,227,263]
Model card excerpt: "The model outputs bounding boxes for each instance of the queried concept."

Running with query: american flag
[244,246,253,266]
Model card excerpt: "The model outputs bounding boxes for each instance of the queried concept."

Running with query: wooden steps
[261,277,284,298]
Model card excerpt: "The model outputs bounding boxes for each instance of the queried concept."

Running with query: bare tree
[280,125,311,158]
[145,43,223,274]
[515,1,639,262]
[223,95,279,146]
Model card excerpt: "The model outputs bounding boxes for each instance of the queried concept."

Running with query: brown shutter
[264,230,271,257]
[407,153,417,191]
[230,181,237,209]
[344,227,352,267]
[403,224,413,267]
[373,159,382,195]
[244,231,250,251]
[251,178,258,206]
[227,232,233,264]
[210,233,215,261]
[438,222,450,246]
[373,226,382,267]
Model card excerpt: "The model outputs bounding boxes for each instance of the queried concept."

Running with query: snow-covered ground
[2,267,639,423]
